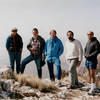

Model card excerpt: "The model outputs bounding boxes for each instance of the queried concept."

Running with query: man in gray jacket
[84,31,100,94]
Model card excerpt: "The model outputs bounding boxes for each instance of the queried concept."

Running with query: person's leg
[20,55,34,73]
[68,58,78,86]
[15,52,21,74]
[54,58,62,80]
[74,59,79,85]
[8,52,15,72]
[90,69,96,83]
[35,56,42,79]
[47,62,55,81]
[75,70,78,85]
[85,60,91,83]
[88,69,91,83]
[89,69,96,94]
[89,60,97,94]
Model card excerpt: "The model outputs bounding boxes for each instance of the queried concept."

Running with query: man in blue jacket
[44,29,64,81]
[6,27,23,74]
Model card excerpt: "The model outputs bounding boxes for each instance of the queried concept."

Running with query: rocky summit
[0,66,100,100]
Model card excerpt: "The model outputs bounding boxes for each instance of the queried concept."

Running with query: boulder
[1,79,14,92]
[0,66,12,79]
[15,86,38,97]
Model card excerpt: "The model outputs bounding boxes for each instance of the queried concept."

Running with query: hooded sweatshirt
[84,37,100,61]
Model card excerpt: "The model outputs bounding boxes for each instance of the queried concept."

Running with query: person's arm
[41,38,45,53]
[58,40,64,56]
[44,40,48,57]
[6,37,10,52]
[20,37,23,53]
[27,39,33,51]
[41,38,46,60]
[84,44,87,58]
[78,41,83,66]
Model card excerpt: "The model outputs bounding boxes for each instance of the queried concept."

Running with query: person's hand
[77,61,81,67]
[7,49,10,53]
[29,48,34,51]
[20,48,23,53]
[43,56,46,60]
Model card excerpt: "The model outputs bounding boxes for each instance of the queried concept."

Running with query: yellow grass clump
[14,73,56,92]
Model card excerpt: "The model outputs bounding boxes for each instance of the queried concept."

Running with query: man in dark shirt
[84,31,100,94]
[20,28,45,78]
[6,27,23,74]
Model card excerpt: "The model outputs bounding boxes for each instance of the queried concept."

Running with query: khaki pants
[67,58,78,86]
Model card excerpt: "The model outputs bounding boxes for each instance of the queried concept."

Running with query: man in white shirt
[65,31,83,89]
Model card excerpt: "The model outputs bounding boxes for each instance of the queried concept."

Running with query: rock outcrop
[0,66,100,100]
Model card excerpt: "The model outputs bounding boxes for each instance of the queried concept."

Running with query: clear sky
[0,0,100,47]
[0,0,100,58]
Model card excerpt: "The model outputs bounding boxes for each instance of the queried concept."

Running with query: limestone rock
[1,79,14,92]
[15,86,38,97]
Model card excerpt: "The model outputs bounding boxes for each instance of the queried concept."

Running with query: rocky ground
[0,66,100,100]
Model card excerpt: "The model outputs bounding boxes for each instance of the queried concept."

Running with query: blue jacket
[44,37,64,61]
[6,34,23,52]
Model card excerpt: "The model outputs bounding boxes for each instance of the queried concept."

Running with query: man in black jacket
[84,31,100,94]
[20,28,45,78]
[6,27,23,74]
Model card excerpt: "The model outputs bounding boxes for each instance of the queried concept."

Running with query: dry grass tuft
[14,73,56,92]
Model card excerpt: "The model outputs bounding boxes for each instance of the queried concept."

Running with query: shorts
[85,59,98,69]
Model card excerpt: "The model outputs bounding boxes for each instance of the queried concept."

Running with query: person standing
[65,31,83,89]
[44,29,64,81]
[6,27,23,74]
[20,28,45,79]
[84,31,100,94]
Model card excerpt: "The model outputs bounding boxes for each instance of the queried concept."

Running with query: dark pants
[9,52,21,74]
[47,59,62,81]
[20,55,42,78]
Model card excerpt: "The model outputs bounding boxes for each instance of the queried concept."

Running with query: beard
[68,37,74,41]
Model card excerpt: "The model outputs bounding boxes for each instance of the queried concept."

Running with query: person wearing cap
[84,31,100,94]
[6,28,23,74]
[64,31,83,89]
[44,30,64,81]
[20,28,45,79]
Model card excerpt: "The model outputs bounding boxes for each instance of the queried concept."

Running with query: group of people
[6,27,100,94]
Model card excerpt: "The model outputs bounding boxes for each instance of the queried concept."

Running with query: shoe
[75,82,79,86]
[67,85,75,89]
[56,80,62,86]
[88,83,96,95]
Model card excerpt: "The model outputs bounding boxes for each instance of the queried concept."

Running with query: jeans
[9,51,21,74]
[20,55,42,78]
[47,58,62,81]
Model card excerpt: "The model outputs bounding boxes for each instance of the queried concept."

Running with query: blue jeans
[47,58,62,81]
[20,55,42,78]
[9,52,21,73]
